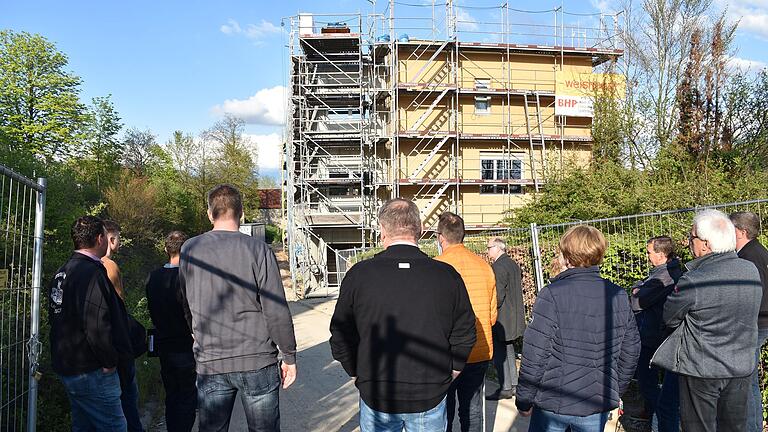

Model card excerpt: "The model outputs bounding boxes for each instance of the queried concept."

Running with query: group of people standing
[331,202,768,432]
[49,184,297,432]
[48,185,768,432]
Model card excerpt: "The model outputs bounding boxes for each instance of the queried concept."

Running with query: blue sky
[2,0,766,180]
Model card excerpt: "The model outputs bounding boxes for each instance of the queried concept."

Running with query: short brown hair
[437,212,465,244]
[378,198,421,240]
[165,231,188,256]
[730,211,761,240]
[559,225,607,268]
[71,216,105,250]
[103,220,121,235]
[648,235,675,259]
[207,184,243,220]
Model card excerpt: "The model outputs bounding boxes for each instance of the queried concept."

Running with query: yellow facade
[392,44,600,229]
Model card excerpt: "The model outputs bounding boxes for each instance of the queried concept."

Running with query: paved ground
[225,298,532,432]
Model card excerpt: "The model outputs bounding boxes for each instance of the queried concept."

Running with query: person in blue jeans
[731,211,768,432]
[49,216,133,431]
[329,199,477,432]
[515,225,640,432]
[630,236,682,432]
[179,185,298,432]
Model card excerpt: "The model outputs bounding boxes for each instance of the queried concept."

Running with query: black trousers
[679,374,750,432]
[159,351,197,432]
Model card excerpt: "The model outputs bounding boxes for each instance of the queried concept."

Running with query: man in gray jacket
[652,209,761,432]
[485,237,525,400]
[180,184,297,432]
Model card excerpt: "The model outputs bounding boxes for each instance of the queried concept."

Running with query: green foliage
[0,30,86,162]
[265,224,282,244]
[0,29,273,429]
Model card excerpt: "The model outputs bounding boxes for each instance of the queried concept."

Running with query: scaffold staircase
[407,40,450,84]
[409,135,450,179]
[420,182,451,218]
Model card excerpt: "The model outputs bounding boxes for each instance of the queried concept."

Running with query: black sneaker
[485,388,515,400]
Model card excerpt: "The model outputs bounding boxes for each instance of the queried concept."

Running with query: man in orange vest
[435,212,497,432]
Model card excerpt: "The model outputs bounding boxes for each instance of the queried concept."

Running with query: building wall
[396,140,592,182]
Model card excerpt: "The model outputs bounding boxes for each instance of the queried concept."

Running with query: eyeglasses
[486,245,497,250]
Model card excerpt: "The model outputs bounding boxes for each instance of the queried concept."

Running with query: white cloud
[720,0,768,38]
[455,9,479,32]
[727,55,767,72]
[245,133,282,170]
[220,19,282,41]
[591,0,612,13]
[211,86,286,126]
[220,19,242,35]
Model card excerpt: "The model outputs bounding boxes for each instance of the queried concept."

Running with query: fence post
[27,178,46,432]
[530,222,545,292]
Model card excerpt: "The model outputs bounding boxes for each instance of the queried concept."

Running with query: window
[474,96,491,115]
[474,78,491,90]
[480,156,523,194]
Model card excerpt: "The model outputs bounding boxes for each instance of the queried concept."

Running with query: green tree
[121,127,159,177]
[0,30,85,165]
[202,114,260,218]
[83,95,123,189]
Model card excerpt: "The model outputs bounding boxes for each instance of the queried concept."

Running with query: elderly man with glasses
[485,237,525,401]
[652,209,762,431]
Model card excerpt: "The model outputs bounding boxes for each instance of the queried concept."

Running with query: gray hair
[490,237,507,252]
[693,209,736,253]
[730,211,761,240]
[378,198,421,240]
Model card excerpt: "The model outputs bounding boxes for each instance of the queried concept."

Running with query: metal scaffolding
[284,1,624,297]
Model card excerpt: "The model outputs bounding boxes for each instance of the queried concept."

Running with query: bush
[265,225,282,244]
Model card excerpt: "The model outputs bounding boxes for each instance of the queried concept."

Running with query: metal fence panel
[532,199,768,293]
[0,165,45,432]
[340,198,768,323]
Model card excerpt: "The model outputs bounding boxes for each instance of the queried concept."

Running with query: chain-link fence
[0,165,45,432]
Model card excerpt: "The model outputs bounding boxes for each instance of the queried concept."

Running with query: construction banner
[555,71,626,117]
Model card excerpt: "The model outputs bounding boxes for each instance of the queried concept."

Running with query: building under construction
[284,1,624,297]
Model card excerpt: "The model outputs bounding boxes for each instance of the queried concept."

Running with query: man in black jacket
[730,211,768,432]
[146,231,196,432]
[330,198,476,431]
[485,237,525,401]
[630,236,682,431]
[49,215,132,431]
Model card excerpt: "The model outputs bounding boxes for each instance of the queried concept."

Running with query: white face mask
[436,236,442,255]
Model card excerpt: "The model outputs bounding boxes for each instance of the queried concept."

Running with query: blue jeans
[359,396,447,432]
[118,360,144,432]
[159,351,197,432]
[635,345,679,432]
[748,327,768,431]
[528,408,608,432]
[59,368,127,432]
[447,361,487,432]
[197,363,280,432]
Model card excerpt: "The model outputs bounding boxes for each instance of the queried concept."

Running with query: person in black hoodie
[730,211,768,432]
[630,236,682,432]
[329,198,476,432]
[49,215,132,431]
[146,231,196,432]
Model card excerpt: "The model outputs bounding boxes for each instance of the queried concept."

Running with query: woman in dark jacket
[515,225,640,431]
